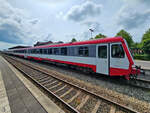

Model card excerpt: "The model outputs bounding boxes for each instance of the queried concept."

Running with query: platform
[0,56,65,113]
[135,60,150,70]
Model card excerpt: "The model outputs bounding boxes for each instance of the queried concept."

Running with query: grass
[133,54,150,61]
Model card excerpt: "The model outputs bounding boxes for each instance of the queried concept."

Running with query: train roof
[11,37,124,50]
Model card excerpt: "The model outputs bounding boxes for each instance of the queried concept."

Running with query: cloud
[56,11,64,19]
[0,0,39,45]
[30,19,39,25]
[0,0,13,19]
[82,21,103,33]
[138,0,150,4]
[64,1,102,22]
[0,19,23,44]
[0,41,19,50]
[117,6,150,30]
[43,33,53,41]
[81,31,91,40]
[124,0,150,5]
[36,0,69,4]
[65,31,91,42]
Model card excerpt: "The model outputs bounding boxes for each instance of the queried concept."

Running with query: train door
[96,44,109,75]
[24,50,27,58]
[109,43,129,76]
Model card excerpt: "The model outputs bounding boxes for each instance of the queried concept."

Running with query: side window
[61,47,67,55]
[78,46,89,56]
[48,48,52,54]
[39,49,43,54]
[111,44,125,58]
[98,46,107,58]
[29,50,31,54]
[31,49,33,54]
[54,48,59,55]
[33,49,36,54]
[36,49,39,54]
[28,50,30,54]
[43,49,47,54]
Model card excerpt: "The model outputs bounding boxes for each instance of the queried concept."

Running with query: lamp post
[89,28,94,39]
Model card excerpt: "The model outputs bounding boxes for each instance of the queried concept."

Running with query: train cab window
[61,47,67,55]
[111,44,125,58]
[54,48,59,55]
[48,48,52,54]
[98,46,107,58]
[78,46,89,56]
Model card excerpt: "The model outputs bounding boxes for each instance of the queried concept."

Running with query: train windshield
[111,44,125,58]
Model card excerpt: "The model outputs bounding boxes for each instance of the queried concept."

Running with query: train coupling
[128,65,141,80]
[134,65,145,75]
[132,65,141,73]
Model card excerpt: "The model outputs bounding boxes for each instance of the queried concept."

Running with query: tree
[116,29,134,47]
[141,28,150,54]
[71,38,77,42]
[94,33,106,39]
[132,42,142,49]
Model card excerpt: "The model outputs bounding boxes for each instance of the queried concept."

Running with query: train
[5,37,141,80]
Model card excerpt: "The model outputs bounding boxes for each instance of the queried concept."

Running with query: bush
[133,54,150,61]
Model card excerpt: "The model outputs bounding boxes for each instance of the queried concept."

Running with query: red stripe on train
[109,67,129,76]
[13,37,124,50]
[27,56,96,72]
[27,56,130,76]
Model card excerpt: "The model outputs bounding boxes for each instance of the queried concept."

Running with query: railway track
[3,55,140,113]
[129,78,150,90]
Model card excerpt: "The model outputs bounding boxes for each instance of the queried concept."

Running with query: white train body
[5,37,140,80]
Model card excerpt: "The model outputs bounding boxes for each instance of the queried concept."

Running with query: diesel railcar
[6,37,141,80]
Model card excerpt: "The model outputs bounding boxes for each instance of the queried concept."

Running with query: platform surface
[135,60,150,70]
[0,56,65,113]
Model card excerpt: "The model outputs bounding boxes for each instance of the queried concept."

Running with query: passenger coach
[6,37,141,80]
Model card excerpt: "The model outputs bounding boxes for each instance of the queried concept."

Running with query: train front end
[123,39,142,80]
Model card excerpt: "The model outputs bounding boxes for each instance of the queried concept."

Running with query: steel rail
[131,78,150,90]
[135,78,150,84]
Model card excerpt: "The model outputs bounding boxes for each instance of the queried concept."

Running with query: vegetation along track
[4,55,140,113]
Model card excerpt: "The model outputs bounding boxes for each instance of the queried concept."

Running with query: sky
[0,0,150,50]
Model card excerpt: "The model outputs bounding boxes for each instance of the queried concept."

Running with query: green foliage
[132,42,142,49]
[134,54,150,61]
[142,39,150,54]
[95,33,106,39]
[71,38,77,42]
[116,29,134,47]
[141,29,150,54]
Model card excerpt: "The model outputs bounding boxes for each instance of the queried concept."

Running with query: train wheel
[130,74,137,79]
